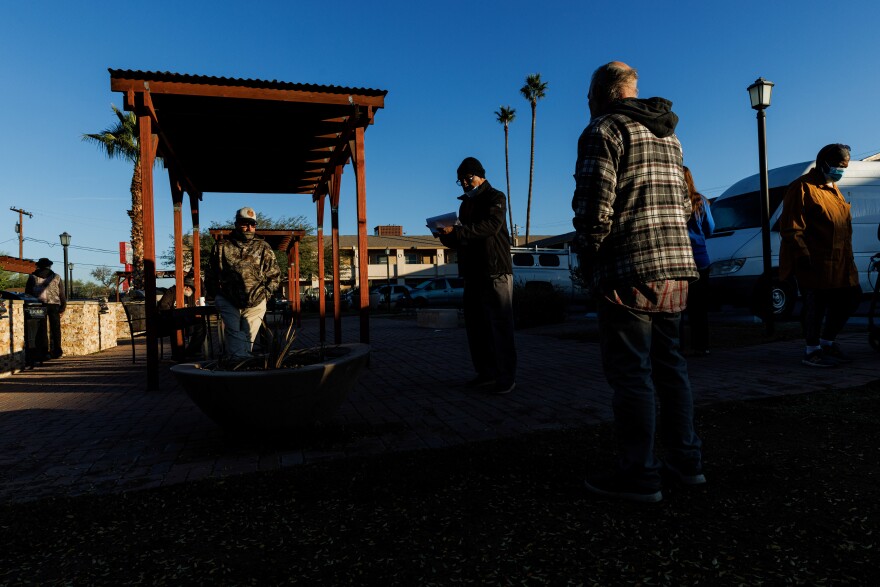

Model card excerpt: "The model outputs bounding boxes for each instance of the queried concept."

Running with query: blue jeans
[598,298,702,488]
[215,294,267,359]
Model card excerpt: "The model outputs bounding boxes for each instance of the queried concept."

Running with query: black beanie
[816,143,851,167]
[457,157,485,179]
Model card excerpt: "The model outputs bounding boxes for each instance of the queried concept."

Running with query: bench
[121,302,168,363]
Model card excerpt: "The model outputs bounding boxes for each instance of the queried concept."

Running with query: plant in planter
[170,316,370,434]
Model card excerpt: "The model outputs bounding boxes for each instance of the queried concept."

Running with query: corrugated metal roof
[108,69,387,97]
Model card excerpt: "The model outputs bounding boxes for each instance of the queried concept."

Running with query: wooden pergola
[109,69,386,389]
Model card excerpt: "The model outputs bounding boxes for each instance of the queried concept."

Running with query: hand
[437,226,455,236]
[796,256,812,272]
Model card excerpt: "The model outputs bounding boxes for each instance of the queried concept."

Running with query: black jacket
[439,181,512,279]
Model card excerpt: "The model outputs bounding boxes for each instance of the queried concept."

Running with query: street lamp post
[59,232,71,300]
[68,263,74,298]
[385,248,392,312]
[747,77,775,336]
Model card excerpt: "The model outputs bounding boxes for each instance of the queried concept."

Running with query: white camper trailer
[511,246,585,300]
[706,159,880,317]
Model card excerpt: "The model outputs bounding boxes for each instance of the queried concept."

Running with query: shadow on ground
[2,380,878,584]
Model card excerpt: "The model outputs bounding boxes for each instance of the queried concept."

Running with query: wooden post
[294,239,301,328]
[351,125,370,344]
[139,109,159,390]
[189,192,202,299]
[316,195,326,346]
[330,166,343,344]
[170,177,185,351]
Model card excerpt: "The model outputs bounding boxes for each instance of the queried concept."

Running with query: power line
[22,237,117,254]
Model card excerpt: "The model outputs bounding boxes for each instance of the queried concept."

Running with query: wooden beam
[140,89,201,199]
[111,78,386,108]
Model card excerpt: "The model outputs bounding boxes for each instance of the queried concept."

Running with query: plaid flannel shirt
[572,109,697,308]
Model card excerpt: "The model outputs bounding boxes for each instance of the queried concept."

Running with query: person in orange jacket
[779,143,861,368]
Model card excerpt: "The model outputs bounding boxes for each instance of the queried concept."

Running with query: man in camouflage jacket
[209,207,281,359]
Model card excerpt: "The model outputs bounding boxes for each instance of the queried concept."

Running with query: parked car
[369,284,413,309]
[408,277,464,307]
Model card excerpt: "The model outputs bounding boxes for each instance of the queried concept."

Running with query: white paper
[426,211,459,236]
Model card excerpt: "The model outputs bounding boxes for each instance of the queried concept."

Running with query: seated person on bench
[157,277,206,360]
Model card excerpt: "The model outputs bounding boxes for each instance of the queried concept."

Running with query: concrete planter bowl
[170,343,370,433]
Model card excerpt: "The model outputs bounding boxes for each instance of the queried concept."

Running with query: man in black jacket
[438,157,517,394]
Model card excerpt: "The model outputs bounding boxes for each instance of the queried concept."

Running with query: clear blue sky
[2,0,879,279]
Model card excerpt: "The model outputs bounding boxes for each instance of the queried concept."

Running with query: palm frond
[495,105,516,125]
[520,73,549,104]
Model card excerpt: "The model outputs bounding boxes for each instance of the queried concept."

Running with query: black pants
[34,304,63,359]
[686,268,711,351]
[801,286,861,346]
[463,274,517,386]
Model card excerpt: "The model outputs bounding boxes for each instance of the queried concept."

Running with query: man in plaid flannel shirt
[572,61,703,503]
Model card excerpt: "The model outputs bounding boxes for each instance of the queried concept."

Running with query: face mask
[825,167,845,183]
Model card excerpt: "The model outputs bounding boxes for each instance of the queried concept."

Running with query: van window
[538,254,561,267]
[512,253,535,267]
[711,186,787,232]
[449,278,464,288]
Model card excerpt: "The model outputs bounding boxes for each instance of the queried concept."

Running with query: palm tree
[495,105,517,244]
[520,73,548,244]
[82,104,155,290]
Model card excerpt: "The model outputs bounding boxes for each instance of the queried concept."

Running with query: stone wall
[0,301,26,375]
[1,300,123,377]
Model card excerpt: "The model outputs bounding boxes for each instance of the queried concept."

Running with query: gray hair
[589,62,639,102]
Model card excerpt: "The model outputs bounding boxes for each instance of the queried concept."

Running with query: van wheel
[751,278,796,320]
[770,279,796,319]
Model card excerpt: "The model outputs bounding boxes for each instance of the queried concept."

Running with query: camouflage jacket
[208,233,281,309]
[25,268,66,310]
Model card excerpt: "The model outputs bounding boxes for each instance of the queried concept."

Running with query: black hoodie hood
[33,268,55,279]
[606,97,678,138]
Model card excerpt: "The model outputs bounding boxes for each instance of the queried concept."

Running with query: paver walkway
[1,314,877,503]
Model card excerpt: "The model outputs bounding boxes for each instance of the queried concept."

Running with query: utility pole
[10,206,33,259]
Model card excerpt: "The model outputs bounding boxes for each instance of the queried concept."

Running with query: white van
[511,246,585,300]
[706,159,880,317]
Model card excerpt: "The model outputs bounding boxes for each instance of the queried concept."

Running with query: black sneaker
[822,342,853,363]
[465,375,495,389]
[584,473,662,503]
[492,381,516,395]
[802,349,838,368]
[662,462,707,486]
